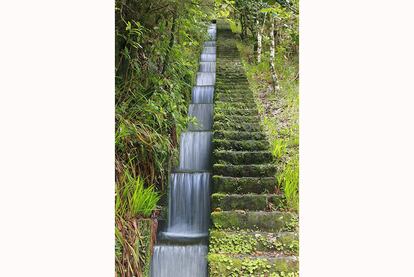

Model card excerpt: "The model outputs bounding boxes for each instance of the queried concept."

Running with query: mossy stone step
[211,211,295,232]
[213,130,265,140]
[213,121,262,132]
[213,150,273,164]
[216,85,250,90]
[215,88,252,93]
[215,96,254,103]
[212,176,275,194]
[211,193,283,211]
[215,88,254,96]
[209,230,298,255]
[214,114,260,124]
[213,139,269,151]
[216,79,248,83]
[216,87,251,92]
[215,101,256,109]
[213,108,258,117]
[208,254,299,276]
[213,164,276,177]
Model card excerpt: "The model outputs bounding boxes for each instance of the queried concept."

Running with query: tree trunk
[257,13,267,63]
[269,16,280,93]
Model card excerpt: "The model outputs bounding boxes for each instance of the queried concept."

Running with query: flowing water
[166,172,210,235]
[151,23,216,277]
[199,62,216,72]
[188,104,213,131]
[196,72,216,86]
[151,245,208,277]
[178,131,212,171]
[191,86,214,103]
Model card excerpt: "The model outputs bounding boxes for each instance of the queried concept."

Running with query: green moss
[214,121,262,132]
[214,114,259,123]
[211,211,294,232]
[212,175,275,194]
[211,193,283,211]
[208,253,299,276]
[213,139,269,151]
[214,150,273,164]
[213,164,277,177]
[209,230,299,255]
[213,108,258,117]
[214,130,265,140]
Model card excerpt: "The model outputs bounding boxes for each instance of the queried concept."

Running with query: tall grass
[116,170,160,218]
[277,159,299,211]
[115,170,160,277]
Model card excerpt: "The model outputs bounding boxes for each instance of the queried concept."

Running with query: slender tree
[256,12,267,63]
[269,15,280,92]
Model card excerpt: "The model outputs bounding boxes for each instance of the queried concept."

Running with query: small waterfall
[166,172,210,235]
[151,245,208,277]
[178,131,212,170]
[192,86,214,103]
[204,41,216,47]
[188,104,213,131]
[196,72,216,85]
[200,53,216,62]
[151,23,216,277]
[199,62,216,72]
[202,47,216,54]
[208,26,216,40]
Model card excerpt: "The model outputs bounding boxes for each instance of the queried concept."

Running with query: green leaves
[115,170,161,218]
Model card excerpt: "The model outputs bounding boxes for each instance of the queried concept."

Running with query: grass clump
[115,170,160,277]
[115,170,160,218]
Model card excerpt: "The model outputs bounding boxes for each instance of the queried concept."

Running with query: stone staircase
[208,21,299,277]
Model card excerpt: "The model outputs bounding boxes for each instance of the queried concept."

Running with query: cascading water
[151,23,216,277]
[178,131,212,171]
[199,62,216,72]
[166,172,210,235]
[151,245,208,277]
[188,104,214,131]
[196,72,216,86]
[191,86,214,103]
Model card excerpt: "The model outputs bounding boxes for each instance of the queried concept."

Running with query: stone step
[213,107,258,116]
[209,230,298,255]
[215,88,253,94]
[213,163,276,177]
[213,121,262,132]
[216,82,250,87]
[214,114,260,124]
[211,210,297,232]
[215,94,255,102]
[213,130,265,140]
[208,253,299,276]
[216,85,252,91]
[216,77,248,81]
[213,150,273,164]
[215,101,256,109]
[212,175,275,194]
[213,139,269,151]
[211,193,283,211]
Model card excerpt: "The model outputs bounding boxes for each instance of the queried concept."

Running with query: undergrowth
[236,36,299,212]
